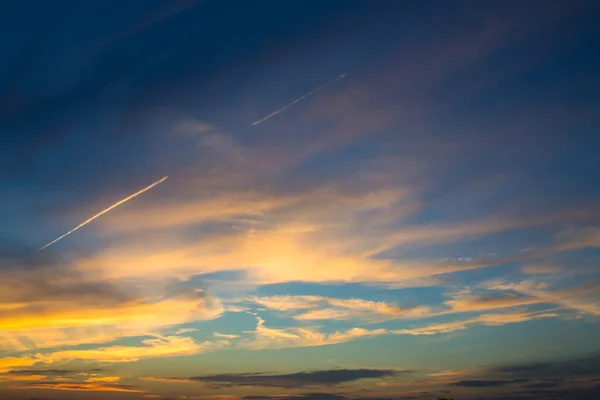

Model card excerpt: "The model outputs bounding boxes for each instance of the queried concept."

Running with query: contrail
[38,176,168,252]
[244,73,347,131]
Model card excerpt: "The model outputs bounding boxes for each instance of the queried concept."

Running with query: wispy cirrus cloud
[241,315,388,350]
[0,368,108,383]
[392,309,560,336]
[35,335,214,364]
[442,290,541,314]
[0,335,219,375]
[214,332,239,339]
[485,278,600,316]
[12,381,144,393]
[251,295,430,322]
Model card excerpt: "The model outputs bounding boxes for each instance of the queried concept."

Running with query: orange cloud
[36,335,214,364]
[13,381,144,393]
[0,295,223,352]
[0,357,39,373]
[85,376,121,383]
[139,376,192,383]
[0,374,46,382]
[443,292,541,313]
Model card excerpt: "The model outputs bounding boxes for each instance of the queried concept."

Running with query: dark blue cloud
[522,381,561,389]
[490,351,600,379]
[244,394,346,400]
[449,379,530,387]
[183,368,403,388]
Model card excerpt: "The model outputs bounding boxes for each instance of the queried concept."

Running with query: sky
[1,1,600,400]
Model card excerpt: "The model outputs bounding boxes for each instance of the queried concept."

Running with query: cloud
[0,249,132,309]
[0,368,108,382]
[448,378,530,387]
[391,321,468,336]
[427,369,477,378]
[35,335,214,364]
[521,263,561,275]
[0,375,47,383]
[0,336,223,376]
[252,295,430,322]
[0,357,40,374]
[554,227,600,252]
[243,394,345,400]
[177,119,214,135]
[139,376,192,383]
[392,309,559,336]
[96,190,294,235]
[489,352,600,380]
[1,368,105,377]
[0,249,225,352]
[85,376,121,383]
[243,315,388,350]
[12,381,144,393]
[522,381,561,389]
[236,307,561,350]
[424,351,600,399]
[2,337,217,379]
[251,288,563,330]
[86,219,534,289]
[486,278,600,316]
[187,396,241,400]
[176,328,198,335]
[0,294,224,351]
[64,154,586,290]
[214,332,239,339]
[182,368,399,388]
[443,291,541,314]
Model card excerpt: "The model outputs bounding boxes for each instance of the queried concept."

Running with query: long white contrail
[244,73,347,130]
[38,176,168,252]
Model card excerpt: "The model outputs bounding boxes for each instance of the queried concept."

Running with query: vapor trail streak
[245,73,347,130]
[38,176,168,251]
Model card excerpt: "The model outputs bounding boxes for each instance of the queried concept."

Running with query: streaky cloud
[38,176,168,251]
[179,368,399,388]
[244,74,347,131]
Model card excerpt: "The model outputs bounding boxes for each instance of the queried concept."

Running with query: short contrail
[38,176,168,252]
[244,73,347,130]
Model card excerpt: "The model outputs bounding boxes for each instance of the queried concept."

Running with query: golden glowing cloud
[0,296,223,352]
[13,382,145,393]
[36,335,212,364]
[0,357,39,373]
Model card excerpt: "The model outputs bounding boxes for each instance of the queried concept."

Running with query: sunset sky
[1,1,600,400]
